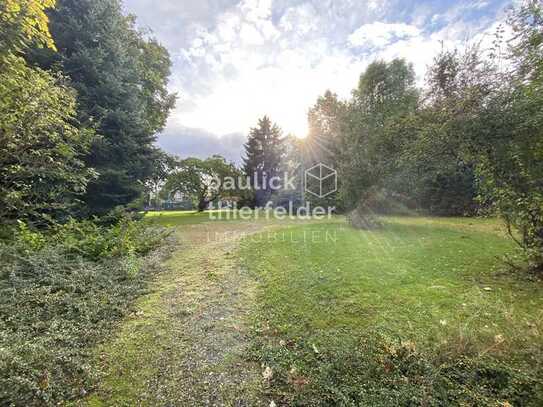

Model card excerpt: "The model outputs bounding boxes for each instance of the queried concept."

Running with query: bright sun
[288,118,309,139]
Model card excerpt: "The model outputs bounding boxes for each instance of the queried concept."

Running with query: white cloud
[239,23,265,45]
[124,0,510,159]
[367,0,380,11]
[348,22,421,48]
[241,0,273,22]
[170,0,368,138]
[176,49,365,138]
[278,3,319,35]
[170,1,506,139]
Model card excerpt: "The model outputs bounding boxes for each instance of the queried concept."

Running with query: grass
[144,210,213,226]
[6,210,540,405]
[143,209,338,227]
[86,221,265,406]
[240,216,543,405]
[82,212,543,405]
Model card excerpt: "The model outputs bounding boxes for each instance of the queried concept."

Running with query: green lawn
[239,216,543,405]
[144,210,212,226]
[144,209,275,226]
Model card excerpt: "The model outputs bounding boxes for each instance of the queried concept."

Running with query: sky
[123,0,512,164]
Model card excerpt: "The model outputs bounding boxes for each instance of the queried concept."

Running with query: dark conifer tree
[29,0,176,215]
[243,116,284,207]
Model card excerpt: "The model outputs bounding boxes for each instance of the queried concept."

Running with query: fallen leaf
[290,376,310,388]
[263,366,273,380]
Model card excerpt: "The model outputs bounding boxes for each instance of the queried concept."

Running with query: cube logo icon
[305,163,337,198]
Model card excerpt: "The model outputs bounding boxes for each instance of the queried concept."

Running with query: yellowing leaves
[1,0,57,54]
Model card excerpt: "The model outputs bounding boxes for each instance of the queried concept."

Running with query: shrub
[0,55,95,226]
[50,215,169,261]
[0,218,171,405]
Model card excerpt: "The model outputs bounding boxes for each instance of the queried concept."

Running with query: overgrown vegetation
[0,55,95,225]
[0,1,175,405]
[250,330,542,406]
[1,0,543,404]
[0,217,170,405]
[28,0,176,216]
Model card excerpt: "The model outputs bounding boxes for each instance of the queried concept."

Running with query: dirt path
[87,222,266,406]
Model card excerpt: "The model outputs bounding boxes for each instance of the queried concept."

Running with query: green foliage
[30,0,176,215]
[474,1,543,270]
[394,53,482,216]
[251,331,541,406]
[509,0,543,83]
[243,116,285,207]
[304,92,345,210]
[473,75,543,271]
[0,218,170,405]
[0,0,57,60]
[0,55,95,225]
[313,2,543,265]
[163,155,240,212]
[144,150,178,210]
[50,215,169,261]
[306,90,345,168]
[338,59,418,213]
[411,3,543,268]
[475,106,543,268]
[307,56,479,218]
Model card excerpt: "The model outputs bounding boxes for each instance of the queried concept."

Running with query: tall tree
[29,0,176,215]
[473,1,543,270]
[243,116,284,207]
[0,0,96,225]
[163,156,239,212]
[306,90,344,168]
[144,149,178,210]
[0,60,95,225]
[339,59,418,223]
[396,49,480,216]
[409,1,543,268]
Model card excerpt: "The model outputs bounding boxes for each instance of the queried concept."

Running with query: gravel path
[89,222,266,406]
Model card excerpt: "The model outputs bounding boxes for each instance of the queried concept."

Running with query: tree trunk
[197,198,208,212]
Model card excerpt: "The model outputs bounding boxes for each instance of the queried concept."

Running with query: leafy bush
[0,218,171,405]
[50,215,168,261]
[0,55,95,226]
